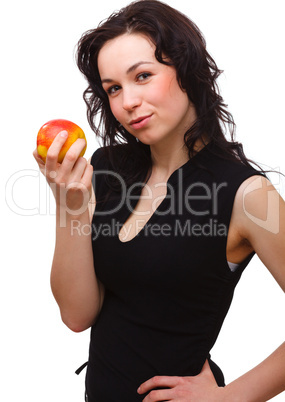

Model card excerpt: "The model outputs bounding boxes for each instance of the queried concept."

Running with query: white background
[1,0,284,401]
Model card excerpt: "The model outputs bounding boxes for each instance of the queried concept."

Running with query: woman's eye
[137,72,151,81]
[106,73,151,94]
[107,85,120,95]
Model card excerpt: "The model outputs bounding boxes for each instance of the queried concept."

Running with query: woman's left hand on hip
[137,359,226,401]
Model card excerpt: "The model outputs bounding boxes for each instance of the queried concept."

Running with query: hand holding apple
[34,118,93,215]
[37,119,87,163]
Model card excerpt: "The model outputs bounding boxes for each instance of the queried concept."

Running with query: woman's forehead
[98,33,156,77]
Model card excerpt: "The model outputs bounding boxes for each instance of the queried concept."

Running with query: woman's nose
[122,88,142,111]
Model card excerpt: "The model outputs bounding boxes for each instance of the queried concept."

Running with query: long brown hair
[76,0,261,190]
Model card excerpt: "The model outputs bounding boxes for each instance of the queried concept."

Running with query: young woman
[34,1,285,400]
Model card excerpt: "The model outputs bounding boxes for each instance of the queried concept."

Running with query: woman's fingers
[33,148,47,175]
[66,156,91,188]
[81,161,94,189]
[142,388,174,402]
[60,138,87,173]
[45,130,69,172]
[34,131,91,212]
[44,132,87,181]
[138,376,181,394]
[33,148,44,164]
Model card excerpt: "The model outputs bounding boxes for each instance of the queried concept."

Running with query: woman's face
[98,33,195,147]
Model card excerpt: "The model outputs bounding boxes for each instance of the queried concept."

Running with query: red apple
[37,119,87,163]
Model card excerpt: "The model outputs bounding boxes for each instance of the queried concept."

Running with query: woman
[33,0,285,400]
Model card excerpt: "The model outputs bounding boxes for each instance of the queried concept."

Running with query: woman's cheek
[147,77,176,109]
[150,80,170,103]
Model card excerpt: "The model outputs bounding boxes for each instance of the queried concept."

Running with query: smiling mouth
[129,115,152,129]
[130,115,151,124]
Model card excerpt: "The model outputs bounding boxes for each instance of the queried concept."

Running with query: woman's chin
[133,134,161,146]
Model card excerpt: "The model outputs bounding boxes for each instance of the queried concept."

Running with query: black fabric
[85,142,264,401]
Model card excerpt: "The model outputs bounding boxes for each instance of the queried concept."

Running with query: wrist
[56,204,90,228]
[54,182,91,219]
[220,384,244,402]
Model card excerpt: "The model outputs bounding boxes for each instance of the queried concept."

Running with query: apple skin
[37,119,87,163]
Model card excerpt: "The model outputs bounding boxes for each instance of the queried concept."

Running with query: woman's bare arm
[34,134,105,332]
[224,175,285,401]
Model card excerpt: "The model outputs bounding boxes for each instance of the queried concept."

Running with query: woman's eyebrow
[126,61,154,74]
[101,61,154,84]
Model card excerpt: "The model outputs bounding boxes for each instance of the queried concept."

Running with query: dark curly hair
[76,0,260,190]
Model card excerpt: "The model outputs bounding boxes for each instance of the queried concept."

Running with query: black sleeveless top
[85,142,263,401]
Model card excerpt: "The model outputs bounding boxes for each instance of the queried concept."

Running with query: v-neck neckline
[117,141,211,244]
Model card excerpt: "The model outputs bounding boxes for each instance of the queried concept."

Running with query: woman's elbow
[61,313,97,333]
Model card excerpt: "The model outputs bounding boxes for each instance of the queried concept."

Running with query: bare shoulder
[233,175,282,236]
[232,174,285,290]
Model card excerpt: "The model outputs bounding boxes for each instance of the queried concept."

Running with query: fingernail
[137,387,141,393]
[60,130,68,137]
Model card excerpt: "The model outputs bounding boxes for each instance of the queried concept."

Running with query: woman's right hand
[33,130,93,216]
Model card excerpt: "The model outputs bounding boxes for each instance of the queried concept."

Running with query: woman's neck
[149,138,206,181]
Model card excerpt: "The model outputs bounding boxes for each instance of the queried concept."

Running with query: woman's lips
[130,115,152,130]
